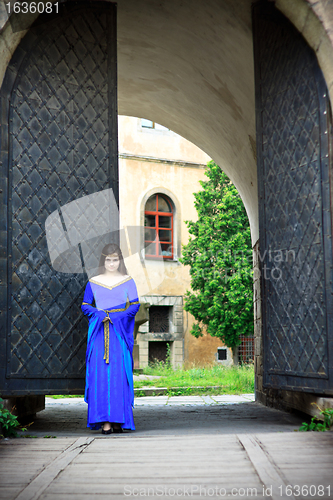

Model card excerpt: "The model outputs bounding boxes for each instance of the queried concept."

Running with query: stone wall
[137,295,184,368]
[253,240,264,403]
[2,395,45,418]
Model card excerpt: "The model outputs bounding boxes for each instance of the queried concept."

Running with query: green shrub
[299,407,333,432]
[0,398,24,438]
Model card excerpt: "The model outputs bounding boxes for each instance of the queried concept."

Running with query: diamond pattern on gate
[9,10,111,376]
[259,17,328,377]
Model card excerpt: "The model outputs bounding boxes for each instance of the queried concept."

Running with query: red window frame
[144,194,173,259]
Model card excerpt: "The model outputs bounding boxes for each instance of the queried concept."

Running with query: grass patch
[48,395,84,399]
[135,363,254,395]
[46,364,254,398]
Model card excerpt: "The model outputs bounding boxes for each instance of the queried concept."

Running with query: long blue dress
[81,276,140,430]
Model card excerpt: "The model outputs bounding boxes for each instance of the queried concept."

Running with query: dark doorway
[149,341,170,365]
[149,306,170,333]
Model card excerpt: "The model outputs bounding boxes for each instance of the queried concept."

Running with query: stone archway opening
[0,0,332,416]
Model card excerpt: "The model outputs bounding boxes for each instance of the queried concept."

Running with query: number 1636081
[278,485,330,497]
[5,2,59,14]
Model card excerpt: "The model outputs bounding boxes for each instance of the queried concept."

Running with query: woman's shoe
[101,428,112,435]
[112,425,123,433]
[102,422,112,434]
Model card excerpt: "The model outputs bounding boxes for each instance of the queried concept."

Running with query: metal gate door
[0,1,118,396]
[253,2,333,394]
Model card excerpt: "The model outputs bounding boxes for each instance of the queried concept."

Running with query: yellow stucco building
[118,116,230,368]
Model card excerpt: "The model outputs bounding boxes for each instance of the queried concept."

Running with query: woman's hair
[98,243,128,275]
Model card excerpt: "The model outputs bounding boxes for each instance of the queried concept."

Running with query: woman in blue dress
[81,243,140,434]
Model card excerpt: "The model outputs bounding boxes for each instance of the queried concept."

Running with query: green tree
[180,161,253,353]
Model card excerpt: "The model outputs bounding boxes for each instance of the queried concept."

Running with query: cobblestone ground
[21,394,305,437]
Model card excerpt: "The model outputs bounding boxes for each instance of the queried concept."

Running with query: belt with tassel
[103,315,111,364]
[102,303,139,364]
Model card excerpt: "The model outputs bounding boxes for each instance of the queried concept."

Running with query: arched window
[144,194,173,259]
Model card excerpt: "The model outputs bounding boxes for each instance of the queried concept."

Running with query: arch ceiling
[117,0,258,242]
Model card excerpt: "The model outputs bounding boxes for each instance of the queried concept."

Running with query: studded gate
[0,2,118,396]
[253,3,333,394]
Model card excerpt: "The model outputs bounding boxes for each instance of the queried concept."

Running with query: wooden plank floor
[257,432,333,497]
[0,438,76,500]
[1,433,332,500]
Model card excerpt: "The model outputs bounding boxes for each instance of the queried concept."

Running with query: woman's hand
[102,316,109,323]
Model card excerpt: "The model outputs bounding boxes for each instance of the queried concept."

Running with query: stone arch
[1,0,333,245]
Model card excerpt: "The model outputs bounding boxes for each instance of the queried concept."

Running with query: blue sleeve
[108,304,140,322]
[127,278,139,304]
[81,282,107,321]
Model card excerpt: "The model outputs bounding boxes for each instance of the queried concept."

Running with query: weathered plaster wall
[118,116,210,165]
[118,116,223,365]
[118,156,207,298]
[185,316,226,367]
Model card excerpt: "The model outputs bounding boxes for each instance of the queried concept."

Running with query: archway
[1,0,332,242]
[0,0,332,412]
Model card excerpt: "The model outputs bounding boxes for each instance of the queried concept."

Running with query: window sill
[144,256,179,263]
